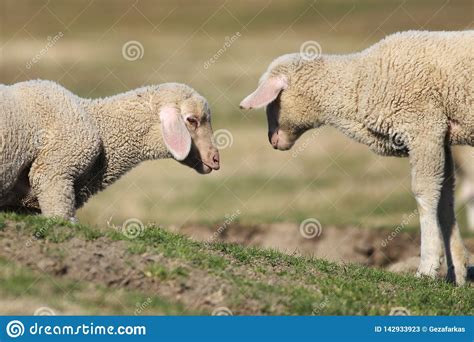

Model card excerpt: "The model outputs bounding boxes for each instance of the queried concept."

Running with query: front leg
[409,136,446,278]
[30,166,77,220]
[29,141,99,221]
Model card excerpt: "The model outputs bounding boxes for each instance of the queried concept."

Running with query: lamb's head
[240,54,319,151]
[156,84,220,174]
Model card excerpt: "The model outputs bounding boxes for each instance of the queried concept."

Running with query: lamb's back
[359,31,473,139]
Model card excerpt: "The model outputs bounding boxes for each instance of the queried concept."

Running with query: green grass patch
[0,213,473,315]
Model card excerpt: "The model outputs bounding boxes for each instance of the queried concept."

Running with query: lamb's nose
[270,131,279,149]
[211,151,220,170]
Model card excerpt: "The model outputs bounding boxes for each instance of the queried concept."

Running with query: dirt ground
[0,220,473,314]
[0,222,229,314]
[176,223,474,274]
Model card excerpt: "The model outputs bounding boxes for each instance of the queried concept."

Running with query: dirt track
[0,223,231,314]
[177,223,474,274]
[1,220,473,314]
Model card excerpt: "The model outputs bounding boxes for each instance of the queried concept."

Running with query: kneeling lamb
[240,30,473,285]
[0,80,220,221]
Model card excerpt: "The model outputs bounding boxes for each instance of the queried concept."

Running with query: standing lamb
[0,80,220,221]
[240,30,473,285]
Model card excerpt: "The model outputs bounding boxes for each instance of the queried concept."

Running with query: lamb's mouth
[181,156,215,174]
[269,129,296,151]
[196,159,214,174]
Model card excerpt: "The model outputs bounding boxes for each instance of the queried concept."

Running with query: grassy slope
[0,213,472,315]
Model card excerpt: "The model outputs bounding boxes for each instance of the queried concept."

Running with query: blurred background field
[2,0,474,316]
[1,0,473,231]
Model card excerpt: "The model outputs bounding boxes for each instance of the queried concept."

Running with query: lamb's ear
[240,75,288,109]
[159,106,192,161]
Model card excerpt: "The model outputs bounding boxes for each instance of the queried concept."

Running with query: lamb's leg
[409,139,445,278]
[459,179,474,232]
[28,153,75,219]
[29,149,95,221]
[438,146,468,285]
[466,200,474,232]
[30,173,76,220]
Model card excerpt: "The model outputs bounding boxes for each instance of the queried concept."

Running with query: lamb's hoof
[415,267,437,280]
[388,256,419,274]
[467,266,474,282]
[444,263,469,286]
[69,217,79,225]
[415,271,434,279]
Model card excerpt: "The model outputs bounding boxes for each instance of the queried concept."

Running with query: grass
[0,257,189,315]
[0,0,473,315]
[0,213,472,315]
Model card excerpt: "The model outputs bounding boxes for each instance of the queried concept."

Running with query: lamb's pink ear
[159,106,191,161]
[240,75,288,109]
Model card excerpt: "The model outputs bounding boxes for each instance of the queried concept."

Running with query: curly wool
[0,80,209,218]
[265,31,473,154]
[245,30,473,285]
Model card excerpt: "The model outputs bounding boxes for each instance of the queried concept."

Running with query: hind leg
[465,200,474,232]
[439,147,469,285]
[459,178,474,232]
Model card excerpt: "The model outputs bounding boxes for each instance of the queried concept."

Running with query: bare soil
[1,221,473,314]
[0,222,232,314]
[177,223,474,273]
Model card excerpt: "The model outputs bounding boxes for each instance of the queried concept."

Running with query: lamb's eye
[186,116,199,129]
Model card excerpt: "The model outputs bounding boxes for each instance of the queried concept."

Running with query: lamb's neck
[312,55,365,135]
[81,92,166,184]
